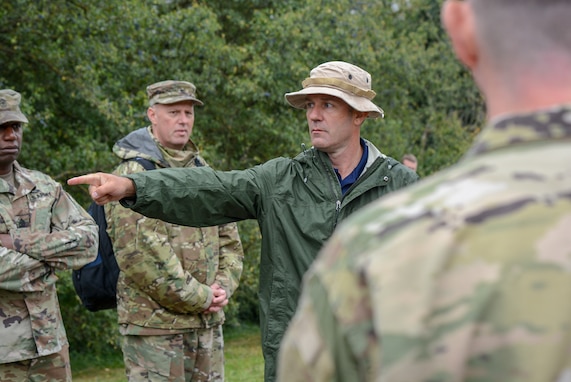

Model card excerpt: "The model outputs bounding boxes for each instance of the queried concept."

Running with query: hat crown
[309,61,373,92]
[146,80,203,106]
[0,89,29,125]
[284,61,384,119]
[0,89,23,113]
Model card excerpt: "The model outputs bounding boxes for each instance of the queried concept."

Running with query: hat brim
[284,86,384,119]
[151,95,204,107]
[0,111,29,125]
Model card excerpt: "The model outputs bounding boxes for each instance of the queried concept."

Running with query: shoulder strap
[125,157,156,171]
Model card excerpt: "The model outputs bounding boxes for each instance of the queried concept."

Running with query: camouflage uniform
[277,106,571,382]
[0,163,98,381]
[106,126,243,382]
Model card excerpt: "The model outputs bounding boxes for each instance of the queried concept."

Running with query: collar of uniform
[465,104,571,157]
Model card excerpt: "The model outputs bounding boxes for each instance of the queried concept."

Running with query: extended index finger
[67,173,102,187]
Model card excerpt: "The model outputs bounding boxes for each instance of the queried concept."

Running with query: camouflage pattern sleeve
[0,204,52,292]
[9,182,98,270]
[112,205,213,313]
[213,222,244,298]
[108,160,213,314]
[0,248,55,292]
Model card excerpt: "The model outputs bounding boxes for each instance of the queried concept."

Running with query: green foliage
[0,0,485,186]
[3,0,485,361]
[57,272,121,356]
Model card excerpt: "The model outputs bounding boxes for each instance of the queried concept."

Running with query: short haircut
[402,153,417,163]
[471,0,571,74]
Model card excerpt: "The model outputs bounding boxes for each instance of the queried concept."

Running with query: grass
[71,324,263,382]
[223,325,264,382]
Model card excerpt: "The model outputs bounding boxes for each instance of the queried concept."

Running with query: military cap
[146,80,204,106]
[0,89,29,125]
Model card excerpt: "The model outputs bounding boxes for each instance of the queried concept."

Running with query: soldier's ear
[353,110,368,126]
[442,0,479,70]
[147,106,157,124]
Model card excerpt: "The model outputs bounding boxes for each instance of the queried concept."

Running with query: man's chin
[310,140,328,151]
[0,152,19,162]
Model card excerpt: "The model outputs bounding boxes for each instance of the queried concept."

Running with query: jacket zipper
[334,157,387,230]
[317,150,385,230]
[318,155,343,229]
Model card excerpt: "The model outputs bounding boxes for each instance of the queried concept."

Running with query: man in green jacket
[277,0,571,381]
[68,61,418,381]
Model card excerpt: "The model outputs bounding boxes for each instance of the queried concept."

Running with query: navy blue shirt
[334,138,369,195]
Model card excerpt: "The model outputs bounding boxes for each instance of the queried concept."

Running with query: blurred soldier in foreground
[106,80,243,381]
[278,0,571,381]
[0,89,98,381]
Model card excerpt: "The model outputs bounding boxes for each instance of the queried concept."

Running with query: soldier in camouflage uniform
[0,89,98,381]
[105,80,244,382]
[277,0,571,381]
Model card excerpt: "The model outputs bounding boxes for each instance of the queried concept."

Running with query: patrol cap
[0,89,29,125]
[146,80,204,107]
[284,61,384,119]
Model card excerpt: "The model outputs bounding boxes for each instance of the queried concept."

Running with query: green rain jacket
[122,140,418,381]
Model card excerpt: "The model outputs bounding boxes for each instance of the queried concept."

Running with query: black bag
[72,157,155,312]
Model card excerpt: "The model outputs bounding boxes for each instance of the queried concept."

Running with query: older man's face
[147,101,195,150]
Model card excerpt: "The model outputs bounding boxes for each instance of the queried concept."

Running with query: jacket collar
[0,162,36,197]
[466,104,571,158]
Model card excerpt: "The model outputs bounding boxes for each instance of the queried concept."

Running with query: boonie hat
[284,61,384,119]
[0,89,29,125]
[146,80,204,106]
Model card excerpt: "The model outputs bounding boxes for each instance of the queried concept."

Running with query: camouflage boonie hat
[0,89,29,125]
[285,61,384,119]
[146,80,204,107]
